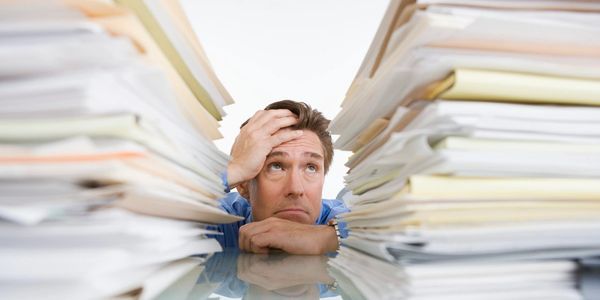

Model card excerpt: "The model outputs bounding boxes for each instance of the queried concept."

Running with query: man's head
[237,100,333,224]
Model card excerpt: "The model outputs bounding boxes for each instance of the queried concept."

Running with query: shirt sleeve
[320,199,350,239]
[207,193,251,249]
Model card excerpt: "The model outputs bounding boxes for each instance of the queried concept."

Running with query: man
[211,100,349,255]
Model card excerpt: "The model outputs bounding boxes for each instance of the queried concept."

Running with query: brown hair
[241,100,334,174]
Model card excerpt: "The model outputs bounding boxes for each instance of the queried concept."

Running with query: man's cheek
[258,198,279,219]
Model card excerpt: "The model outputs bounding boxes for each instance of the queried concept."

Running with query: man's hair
[241,100,334,174]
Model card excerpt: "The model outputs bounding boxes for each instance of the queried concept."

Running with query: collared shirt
[209,192,350,249]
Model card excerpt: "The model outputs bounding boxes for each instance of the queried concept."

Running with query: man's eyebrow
[265,151,323,160]
[304,152,323,160]
[266,151,288,159]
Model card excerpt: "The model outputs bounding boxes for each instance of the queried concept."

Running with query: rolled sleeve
[320,199,350,238]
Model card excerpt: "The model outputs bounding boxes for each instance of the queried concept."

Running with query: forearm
[239,218,342,255]
[226,163,244,190]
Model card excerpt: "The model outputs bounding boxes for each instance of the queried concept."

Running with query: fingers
[263,116,299,135]
[246,109,297,132]
[239,219,270,251]
[239,222,262,253]
[228,109,302,184]
[249,232,280,254]
[239,218,285,254]
[269,129,303,147]
[257,109,297,121]
[229,109,299,184]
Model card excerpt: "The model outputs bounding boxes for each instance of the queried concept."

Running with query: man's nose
[285,168,304,197]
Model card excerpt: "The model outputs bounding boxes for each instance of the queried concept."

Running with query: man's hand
[238,217,339,255]
[227,109,302,188]
[237,253,333,291]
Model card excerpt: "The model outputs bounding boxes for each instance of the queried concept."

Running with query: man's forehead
[269,130,324,157]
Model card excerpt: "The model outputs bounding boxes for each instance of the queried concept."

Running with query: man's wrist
[226,163,242,190]
[327,218,342,251]
[321,224,340,253]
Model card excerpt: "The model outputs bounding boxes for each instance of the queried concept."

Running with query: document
[430,68,600,105]
[0,1,239,298]
[329,2,600,298]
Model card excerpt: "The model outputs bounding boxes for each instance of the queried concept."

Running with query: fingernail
[296,130,303,135]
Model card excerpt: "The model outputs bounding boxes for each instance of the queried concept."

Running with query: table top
[151,249,600,300]
[153,249,342,300]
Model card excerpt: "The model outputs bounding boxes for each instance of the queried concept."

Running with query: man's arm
[238,217,339,255]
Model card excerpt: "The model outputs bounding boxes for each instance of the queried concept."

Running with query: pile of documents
[331,247,582,300]
[0,0,240,298]
[329,0,600,299]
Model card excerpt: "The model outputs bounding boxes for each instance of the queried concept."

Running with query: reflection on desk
[154,250,340,300]
[145,251,600,300]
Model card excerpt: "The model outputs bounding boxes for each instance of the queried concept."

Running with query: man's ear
[237,182,250,199]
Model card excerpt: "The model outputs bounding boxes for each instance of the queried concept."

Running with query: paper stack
[0,0,241,298]
[329,0,600,299]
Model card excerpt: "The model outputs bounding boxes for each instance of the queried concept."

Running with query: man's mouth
[275,208,308,215]
[274,207,311,223]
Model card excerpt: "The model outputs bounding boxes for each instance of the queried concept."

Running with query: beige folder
[430,68,600,106]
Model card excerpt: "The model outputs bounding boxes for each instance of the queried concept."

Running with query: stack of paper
[329,0,600,298]
[330,247,582,300]
[0,0,241,298]
[114,0,234,121]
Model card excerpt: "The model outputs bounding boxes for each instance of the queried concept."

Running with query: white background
[183,0,388,198]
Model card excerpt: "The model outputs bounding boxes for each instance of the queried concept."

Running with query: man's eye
[306,164,318,173]
[269,163,283,171]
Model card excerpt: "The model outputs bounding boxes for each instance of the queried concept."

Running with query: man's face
[248,129,325,224]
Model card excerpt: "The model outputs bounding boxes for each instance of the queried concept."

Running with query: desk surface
[153,250,600,300]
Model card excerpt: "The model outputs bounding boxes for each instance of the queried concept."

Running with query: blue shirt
[209,192,350,249]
